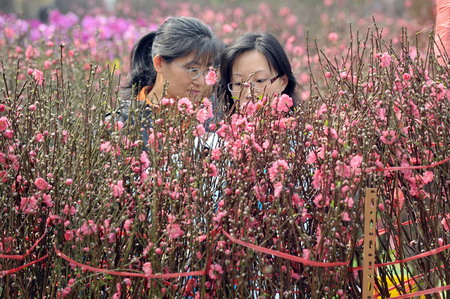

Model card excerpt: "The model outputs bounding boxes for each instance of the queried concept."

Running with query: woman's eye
[233,82,243,88]
[189,68,200,74]
[255,79,268,84]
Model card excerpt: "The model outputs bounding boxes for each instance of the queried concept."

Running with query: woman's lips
[189,90,201,95]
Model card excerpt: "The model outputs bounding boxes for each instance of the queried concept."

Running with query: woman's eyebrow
[232,69,270,77]
[185,60,213,67]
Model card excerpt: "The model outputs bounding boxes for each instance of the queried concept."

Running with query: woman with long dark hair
[218,32,299,111]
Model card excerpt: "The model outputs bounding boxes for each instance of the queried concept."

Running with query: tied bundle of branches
[0,21,449,299]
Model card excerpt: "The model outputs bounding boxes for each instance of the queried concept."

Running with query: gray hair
[122,16,223,102]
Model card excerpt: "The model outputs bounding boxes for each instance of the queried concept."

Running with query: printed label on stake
[362,188,377,299]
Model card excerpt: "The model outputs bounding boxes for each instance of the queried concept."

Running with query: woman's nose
[192,74,206,87]
[238,90,251,108]
[242,84,258,101]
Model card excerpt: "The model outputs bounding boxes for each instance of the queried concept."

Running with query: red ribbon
[356,213,450,246]
[0,254,48,276]
[0,231,47,260]
[54,245,206,278]
[222,229,348,267]
[365,156,450,172]
[349,243,450,271]
[389,283,450,299]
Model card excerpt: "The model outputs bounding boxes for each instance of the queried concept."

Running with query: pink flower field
[0,0,449,298]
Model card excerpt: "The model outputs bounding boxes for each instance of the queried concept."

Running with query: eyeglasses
[227,74,282,94]
[173,61,212,80]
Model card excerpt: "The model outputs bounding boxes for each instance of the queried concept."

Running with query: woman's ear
[153,54,165,72]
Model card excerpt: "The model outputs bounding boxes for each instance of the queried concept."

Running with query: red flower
[0,116,9,132]
[194,124,206,137]
[112,180,124,197]
[208,263,224,280]
[178,97,193,113]
[196,108,208,124]
[268,159,289,182]
[34,177,51,191]
[143,262,153,277]
[379,130,398,145]
[20,196,38,214]
[167,223,184,239]
[379,52,392,67]
[205,67,217,85]
[442,216,450,231]
[271,94,293,113]
[61,287,72,297]
[32,69,44,86]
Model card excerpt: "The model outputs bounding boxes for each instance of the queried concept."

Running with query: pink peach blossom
[350,155,363,169]
[64,230,74,241]
[421,171,434,185]
[61,287,72,297]
[194,124,206,137]
[124,219,133,232]
[0,117,9,132]
[114,121,124,131]
[112,180,124,197]
[178,97,193,113]
[307,151,317,164]
[32,69,44,86]
[208,263,224,280]
[402,73,411,81]
[3,130,13,139]
[196,108,208,124]
[25,45,40,59]
[205,67,217,85]
[143,262,153,277]
[291,272,301,280]
[379,52,392,67]
[167,223,184,239]
[442,216,450,231]
[268,159,289,182]
[328,32,339,42]
[80,220,98,236]
[100,141,112,152]
[35,133,44,142]
[271,94,293,113]
[108,232,117,243]
[20,196,38,214]
[380,130,398,145]
[206,162,218,177]
[34,177,51,191]
[316,103,328,117]
[42,193,53,207]
[211,148,221,160]
[292,193,304,207]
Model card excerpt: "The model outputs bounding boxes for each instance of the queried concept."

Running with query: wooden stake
[362,188,377,299]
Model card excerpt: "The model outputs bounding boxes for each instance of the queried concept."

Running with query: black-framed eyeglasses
[227,74,282,94]
[173,61,212,80]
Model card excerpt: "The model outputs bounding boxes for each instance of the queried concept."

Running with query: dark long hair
[218,32,299,110]
[122,17,223,102]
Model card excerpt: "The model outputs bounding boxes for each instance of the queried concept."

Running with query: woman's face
[158,52,213,100]
[229,50,287,107]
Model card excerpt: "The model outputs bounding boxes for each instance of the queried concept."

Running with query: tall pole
[362,188,377,299]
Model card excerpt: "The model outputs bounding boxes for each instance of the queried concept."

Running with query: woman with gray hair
[122,16,223,105]
[110,16,223,147]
